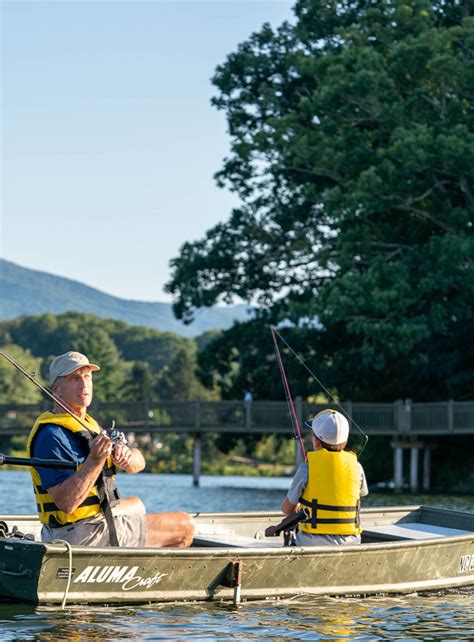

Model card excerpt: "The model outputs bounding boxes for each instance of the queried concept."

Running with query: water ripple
[0,471,473,640]
[0,594,472,641]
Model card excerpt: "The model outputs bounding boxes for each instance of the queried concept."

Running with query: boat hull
[0,506,473,604]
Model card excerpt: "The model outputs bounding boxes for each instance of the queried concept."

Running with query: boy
[282,409,368,546]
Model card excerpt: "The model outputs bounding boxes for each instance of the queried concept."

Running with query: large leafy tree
[166,0,474,401]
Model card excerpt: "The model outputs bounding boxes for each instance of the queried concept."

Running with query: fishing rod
[270,328,369,457]
[0,352,82,467]
[0,453,77,470]
[0,350,126,445]
[271,327,307,462]
[0,349,93,431]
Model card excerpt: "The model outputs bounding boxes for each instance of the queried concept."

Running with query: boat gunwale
[1,505,473,558]
[39,531,474,557]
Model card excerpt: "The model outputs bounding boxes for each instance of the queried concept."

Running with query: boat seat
[193,533,283,548]
[364,522,473,541]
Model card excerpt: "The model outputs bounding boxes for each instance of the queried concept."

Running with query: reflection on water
[0,470,473,640]
[0,594,473,641]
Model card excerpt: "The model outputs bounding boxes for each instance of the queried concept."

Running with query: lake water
[0,470,473,641]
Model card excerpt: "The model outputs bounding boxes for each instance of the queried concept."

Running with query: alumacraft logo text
[458,555,474,573]
[73,566,168,591]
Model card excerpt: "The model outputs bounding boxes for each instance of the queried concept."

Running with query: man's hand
[112,442,146,474]
[89,431,113,463]
[112,442,133,469]
[48,431,112,515]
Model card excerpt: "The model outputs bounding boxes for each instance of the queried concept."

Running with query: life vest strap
[95,469,120,546]
[299,498,358,511]
[300,498,360,529]
[303,517,359,524]
[41,495,101,514]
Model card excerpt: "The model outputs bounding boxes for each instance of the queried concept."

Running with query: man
[281,409,368,546]
[27,351,194,548]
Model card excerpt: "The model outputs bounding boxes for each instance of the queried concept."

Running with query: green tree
[0,344,43,403]
[156,345,217,401]
[0,312,219,402]
[106,323,189,374]
[123,360,154,400]
[167,0,474,402]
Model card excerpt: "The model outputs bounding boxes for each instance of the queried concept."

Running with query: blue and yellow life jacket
[299,449,361,536]
[27,412,118,528]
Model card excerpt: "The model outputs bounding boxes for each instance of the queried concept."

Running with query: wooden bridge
[1,399,473,490]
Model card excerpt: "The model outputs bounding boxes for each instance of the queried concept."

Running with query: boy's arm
[359,463,369,497]
[281,463,308,514]
[281,497,298,514]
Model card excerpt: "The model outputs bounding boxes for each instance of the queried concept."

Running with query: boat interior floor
[193,523,474,548]
[193,533,283,548]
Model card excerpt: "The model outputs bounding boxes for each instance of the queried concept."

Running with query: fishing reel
[105,421,127,450]
[265,507,310,546]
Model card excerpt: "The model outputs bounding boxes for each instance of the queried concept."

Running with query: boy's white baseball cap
[310,410,349,445]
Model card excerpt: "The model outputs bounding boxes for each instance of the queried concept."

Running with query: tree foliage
[166,0,474,401]
[0,312,216,403]
[0,344,43,404]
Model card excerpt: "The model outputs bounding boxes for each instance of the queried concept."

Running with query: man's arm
[47,432,112,514]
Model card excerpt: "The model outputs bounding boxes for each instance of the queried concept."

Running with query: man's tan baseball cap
[49,351,100,384]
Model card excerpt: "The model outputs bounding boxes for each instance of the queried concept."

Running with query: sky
[1,0,294,302]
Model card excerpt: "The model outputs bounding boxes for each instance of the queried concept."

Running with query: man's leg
[145,511,195,548]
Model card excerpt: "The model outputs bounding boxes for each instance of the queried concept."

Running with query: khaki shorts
[41,513,148,547]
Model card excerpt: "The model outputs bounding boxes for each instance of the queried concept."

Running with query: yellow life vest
[27,412,116,528]
[298,449,362,535]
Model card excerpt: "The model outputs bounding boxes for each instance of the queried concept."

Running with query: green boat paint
[0,506,473,605]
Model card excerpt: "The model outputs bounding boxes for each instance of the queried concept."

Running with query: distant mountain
[0,259,253,337]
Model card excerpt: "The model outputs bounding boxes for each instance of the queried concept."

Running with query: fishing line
[271,327,368,456]
[271,327,307,461]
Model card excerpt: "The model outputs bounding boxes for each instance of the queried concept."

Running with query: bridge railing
[0,399,473,437]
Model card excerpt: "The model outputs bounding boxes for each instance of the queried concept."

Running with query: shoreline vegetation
[3,436,474,494]
[1,465,473,497]
[0,433,297,478]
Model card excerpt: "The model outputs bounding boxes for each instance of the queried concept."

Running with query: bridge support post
[410,445,419,493]
[392,439,425,493]
[192,399,202,487]
[393,446,404,492]
[193,435,202,487]
[423,445,431,491]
